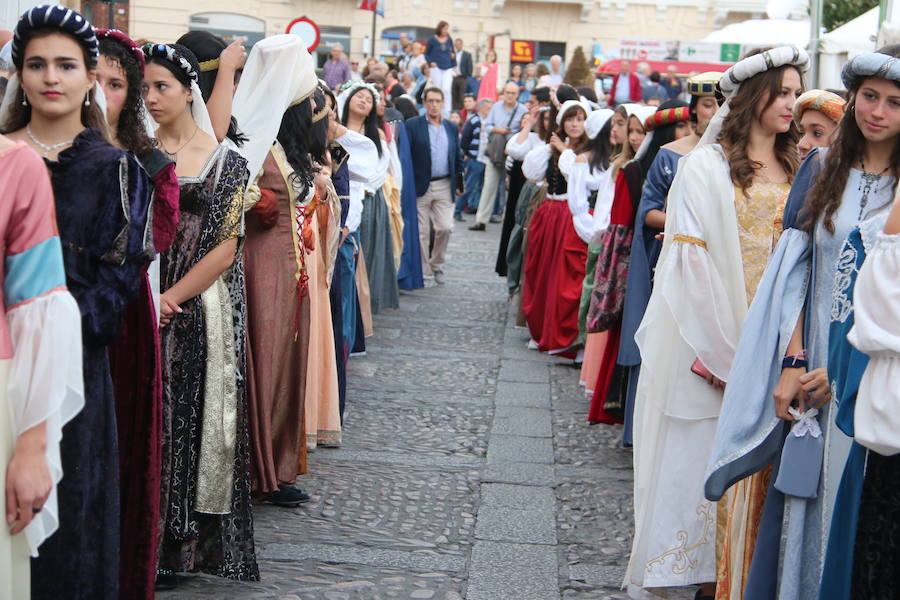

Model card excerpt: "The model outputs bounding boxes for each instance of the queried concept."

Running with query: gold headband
[198,58,220,72]
[311,105,330,123]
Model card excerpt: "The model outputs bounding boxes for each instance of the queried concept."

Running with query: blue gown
[395,121,424,290]
[617,148,681,446]
[31,129,153,600]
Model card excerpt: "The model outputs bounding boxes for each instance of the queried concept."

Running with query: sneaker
[263,484,311,507]
[468,222,486,231]
[433,270,446,285]
[454,213,464,222]
[489,215,502,223]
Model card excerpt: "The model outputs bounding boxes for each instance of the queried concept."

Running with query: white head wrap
[555,99,591,126]
[841,51,900,89]
[699,45,809,147]
[232,34,318,181]
[584,108,614,140]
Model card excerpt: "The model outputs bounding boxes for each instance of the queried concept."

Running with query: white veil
[231,34,317,181]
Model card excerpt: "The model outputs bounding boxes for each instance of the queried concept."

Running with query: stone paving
[157,221,694,600]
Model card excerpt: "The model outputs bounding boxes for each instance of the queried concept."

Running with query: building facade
[102,0,768,76]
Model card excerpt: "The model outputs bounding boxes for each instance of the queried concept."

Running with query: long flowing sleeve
[505,132,538,161]
[3,146,84,555]
[567,162,603,243]
[589,169,615,243]
[522,143,551,182]
[337,131,379,184]
[65,152,154,347]
[848,231,900,454]
[558,149,577,180]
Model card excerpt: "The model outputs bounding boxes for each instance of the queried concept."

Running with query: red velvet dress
[108,149,179,600]
[587,161,642,423]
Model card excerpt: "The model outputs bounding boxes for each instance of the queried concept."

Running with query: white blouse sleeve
[567,162,595,244]
[337,131,379,184]
[589,169,615,243]
[346,181,364,233]
[522,143,551,182]
[558,149,577,180]
[505,132,537,161]
[848,232,900,401]
[366,141,391,192]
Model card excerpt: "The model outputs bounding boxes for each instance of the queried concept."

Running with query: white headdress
[231,34,318,181]
[584,108,614,140]
[699,45,809,147]
[555,99,591,126]
[336,80,381,119]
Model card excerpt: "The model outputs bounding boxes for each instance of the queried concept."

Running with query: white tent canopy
[820,8,878,89]
[701,18,810,47]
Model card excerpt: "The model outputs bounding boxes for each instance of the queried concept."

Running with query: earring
[84,93,91,107]
[21,94,27,107]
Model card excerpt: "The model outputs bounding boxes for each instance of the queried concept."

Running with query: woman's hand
[519,111,535,132]
[799,368,831,410]
[219,38,247,73]
[549,132,567,153]
[159,293,182,328]
[6,425,51,535]
[773,367,805,420]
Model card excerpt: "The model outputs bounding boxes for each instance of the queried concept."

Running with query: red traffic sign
[286,17,320,54]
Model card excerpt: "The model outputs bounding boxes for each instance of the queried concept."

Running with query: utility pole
[809,0,822,88]
[370,5,377,59]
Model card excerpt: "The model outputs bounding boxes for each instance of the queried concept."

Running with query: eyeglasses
[351,62,359,66]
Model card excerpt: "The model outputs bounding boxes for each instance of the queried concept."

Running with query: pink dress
[477,62,499,102]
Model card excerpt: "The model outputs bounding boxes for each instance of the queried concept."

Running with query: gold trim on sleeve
[673,234,708,249]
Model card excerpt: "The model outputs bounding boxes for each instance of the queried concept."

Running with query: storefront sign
[510,39,535,63]
[619,38,679,61]
[679,41,741,64]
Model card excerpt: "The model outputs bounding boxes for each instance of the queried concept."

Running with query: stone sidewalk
[157,221,685,599]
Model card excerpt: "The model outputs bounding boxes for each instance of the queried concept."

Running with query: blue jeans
[456,158,485,216]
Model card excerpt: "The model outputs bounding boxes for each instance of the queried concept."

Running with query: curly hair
[803,44,900,233]
[2,28,108,138]
[718,48,802,195]
[99,38,155,157]
[278,91,329,199]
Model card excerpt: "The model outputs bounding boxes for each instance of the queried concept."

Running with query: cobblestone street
[157,224,689,600]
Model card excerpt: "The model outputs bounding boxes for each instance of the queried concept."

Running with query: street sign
[510,39,535,63]
[678,41,741,64]
[286,17,320,54]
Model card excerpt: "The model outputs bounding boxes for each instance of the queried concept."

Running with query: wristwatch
[781,355,808,370]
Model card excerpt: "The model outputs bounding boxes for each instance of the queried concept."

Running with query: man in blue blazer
[405,86,464,285]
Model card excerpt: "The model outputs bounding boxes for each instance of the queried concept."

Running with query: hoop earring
[84,93,91,107]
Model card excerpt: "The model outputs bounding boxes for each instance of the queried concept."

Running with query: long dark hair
[639,99,688,175]
[176,30,247,147]
[718,47,802,195]
[804,43,900,233]
[552,106,588,165]
[98,38,155,156]
[2,28,108,137]
[278,91,329,199]
[341,87,383,157]
[585,118,613,172]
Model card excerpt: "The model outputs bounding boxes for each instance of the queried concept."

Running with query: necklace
[26,126,74,158]
[159,125,199,161]
[858,159,891,219]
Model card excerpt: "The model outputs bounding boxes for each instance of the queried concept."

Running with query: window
[189,13,265,47]
[316,26,352,68]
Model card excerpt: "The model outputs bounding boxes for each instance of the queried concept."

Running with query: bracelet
[781,355,808,370]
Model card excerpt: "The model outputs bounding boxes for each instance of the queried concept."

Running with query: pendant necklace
[160,125,199,161]
[26,126,74,158]
[858,159,890,220]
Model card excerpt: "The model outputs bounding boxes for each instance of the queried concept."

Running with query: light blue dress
[705,148,895,600]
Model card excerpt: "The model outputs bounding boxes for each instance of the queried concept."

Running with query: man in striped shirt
[455,98,493,221]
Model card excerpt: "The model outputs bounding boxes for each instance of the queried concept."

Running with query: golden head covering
[792,89,846,125]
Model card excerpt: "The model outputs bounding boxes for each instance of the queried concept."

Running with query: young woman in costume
[95,27,180,600]
[793,88,846,159]
[143,42,257,587]
[340,80,399,314]
[707,47,900,600]
[520,99,591,356]
[1,6,153,598]
[627,47,807,599]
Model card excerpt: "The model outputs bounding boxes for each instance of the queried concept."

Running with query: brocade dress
[158,145,259,580]
[31,129,153,600]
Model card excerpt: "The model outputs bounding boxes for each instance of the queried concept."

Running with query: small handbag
[774,407,824,498]
[487,107,517,166]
